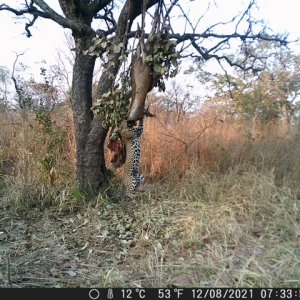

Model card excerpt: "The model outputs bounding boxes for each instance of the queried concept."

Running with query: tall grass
[1,103,300,207]
[0,106,75,209]
[141,107,300,186]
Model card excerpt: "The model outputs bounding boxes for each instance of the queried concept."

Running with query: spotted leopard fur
[120,119,144,197]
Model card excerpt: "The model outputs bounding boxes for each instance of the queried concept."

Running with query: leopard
[120,119,145,197]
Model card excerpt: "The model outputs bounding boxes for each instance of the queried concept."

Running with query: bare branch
[194,2,210,31]
[34,0,95,34]
[169,31,288,45]
[94,1,117,35]
[24,14,38,37]
[0,3,38,36]
[177,3,194,33]
[164,0,179,21]
[11,52,26,109]
[184,119,216,153]
[191,40,255,71]
[0,1,95,35]
[88,0,113,17]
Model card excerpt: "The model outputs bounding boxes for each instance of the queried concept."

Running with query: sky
[0,0,299,82]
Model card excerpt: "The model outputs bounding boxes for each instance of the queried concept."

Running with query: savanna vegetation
[0,0,300,288]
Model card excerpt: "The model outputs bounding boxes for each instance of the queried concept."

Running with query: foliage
[85,35,130,131]
[147,82,201,122]
[0,66,10,111]
[202,46,300,122]
[92,76,130,130]
[144,34,179,92]
[83,35,124,58]
[6,63,70,185]
[92,33,180,130]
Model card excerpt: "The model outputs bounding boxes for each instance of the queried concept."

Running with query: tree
[0,66,10,111]
[0,0,290,195]
[146,81,200,124]
[203,44,300,124]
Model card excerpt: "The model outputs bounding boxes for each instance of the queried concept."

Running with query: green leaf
[88,45,96,52]
[95,38,104,46]
[113,44,122,53]
[102,91,111,98]
[101,41,107,49]
[145,55,153,62]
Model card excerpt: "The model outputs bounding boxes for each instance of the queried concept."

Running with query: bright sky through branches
[0,0,299,76]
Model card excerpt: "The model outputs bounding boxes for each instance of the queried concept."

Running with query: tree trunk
[71,36,108,195]
[82,117,109,194]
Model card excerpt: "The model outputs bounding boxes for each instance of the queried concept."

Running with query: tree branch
[24,14,38,37]
[0,1,95,36]
[94,1,117,35]
[11,52,26,110]
[88,0,113,17]
[34,0,95,34]
[169,32,289,45]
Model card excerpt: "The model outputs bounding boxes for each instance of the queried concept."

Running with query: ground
[0,165,299,288]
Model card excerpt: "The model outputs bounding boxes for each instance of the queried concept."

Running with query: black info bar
[1,288,299,300]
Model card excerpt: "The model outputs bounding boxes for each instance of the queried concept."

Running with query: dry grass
[141,108,300,185]
[0,105,300,287]
[0,107,75,210]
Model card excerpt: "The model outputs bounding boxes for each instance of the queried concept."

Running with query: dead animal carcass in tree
[128,31,179,122]
[128,44,154,122]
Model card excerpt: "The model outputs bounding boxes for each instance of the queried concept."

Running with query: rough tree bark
[58,2,107,194]
[71,37,101,192]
